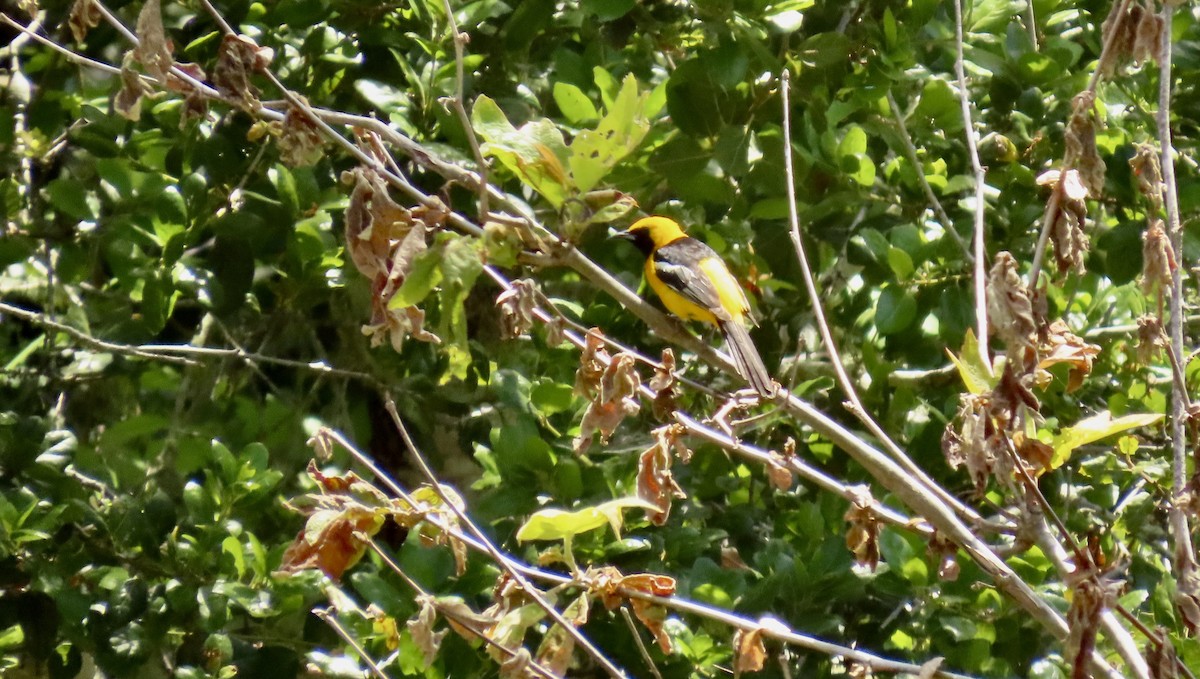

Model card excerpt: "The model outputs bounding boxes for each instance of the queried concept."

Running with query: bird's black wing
[652,238,727,315]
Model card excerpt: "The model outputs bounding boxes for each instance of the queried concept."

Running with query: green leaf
[471,95,570,207]
[568,75,651,192]
[886,246,914,280]
[552,82,598,124]
[515,497,659,542]
[874,286,916,335]
[946,329,998,394]
[389,248,444,309]
[1050,413,1164,471]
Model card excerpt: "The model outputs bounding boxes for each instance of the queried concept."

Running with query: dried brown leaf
[1038,320,1101,392]
[573,352,641,455]
[574,328,609,398]
[1136,315,1167,364]
[636,426,687,525]
[496,279,537,340]
[1131,143,1165,211]
[1142,219,1177,300]
[407,598,447,668]
[732,628,767,676]
[987,252,1037,351]
[844,486,880,571]
[134,0,174,81]
[1132,5,1165,66]
[721,543,752,571]
[68,0,101,43]
[650,348,678,420]
[278,100,326,167]
[1177,567,1200,636]
[114,55,152,121]
[1099,1,1140,76]
[498,648,535,679]
[917,657,946,679]
[1065,92,1106,196]
[276,504,382,580]
[213,34,273,110]
[1145,627,1179,679]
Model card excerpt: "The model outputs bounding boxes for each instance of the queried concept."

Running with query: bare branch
[951,0,991,367]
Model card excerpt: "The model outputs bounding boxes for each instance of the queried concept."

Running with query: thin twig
[674,412,923,532]
[619,606,664,679]
[1157,0,1199,599]
[365,542,560,679]
[439,0,489,219]
[0,300,197,366]
[311,607,390,679]
[382,398,630,679]
[951,0,991,366]
[320,426,972,678]
[884,90,972,261]
[780,70,988,528]
[1027,0,1136,288]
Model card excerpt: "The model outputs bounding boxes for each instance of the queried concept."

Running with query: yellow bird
[614,216,777,398]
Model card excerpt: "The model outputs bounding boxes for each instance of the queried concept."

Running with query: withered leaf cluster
[648,348,678,420]
[1101,0,1166,75]
[111,0,208,125]
[213,34,274,111]
[987,252,1037,355]
[1131,145,1177,312]
[68,0,101,43]
[496,279,537,340]
[343,167,447,352]
[277,462,467,581]
[1037,168,1090,274]
[276,100,327,167]
[572,329,641,455]
[636,424,689,525]
[844,485,880,571]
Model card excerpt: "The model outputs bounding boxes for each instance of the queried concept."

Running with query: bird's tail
[718,320,777,398]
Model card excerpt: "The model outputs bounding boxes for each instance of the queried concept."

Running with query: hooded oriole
[614,216,777,398]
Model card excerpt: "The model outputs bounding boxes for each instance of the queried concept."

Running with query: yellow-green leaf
[1049,413,1163,471]
[516,497,659,542]
[946,329,997,395]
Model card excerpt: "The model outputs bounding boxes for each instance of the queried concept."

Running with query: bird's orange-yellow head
[615,216,688,256]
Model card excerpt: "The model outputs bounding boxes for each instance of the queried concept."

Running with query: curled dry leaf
[574,328,609,398]
[1037,320,1101,392]
[1065,572,1122,679]
[1065,92,1105,196]
[276,502,383,580]
[1136,315,1167,364]
[766,451,793,491]
[927,532,960,582]
[1099,1,1141,76]
[1142,219,1177,302]
[1145,627,1179,679]
[535,594,589,676]
[1131,2,1166,66]
[306,427,335,461]
[986,252,1037,353]
[496,279,537,340]
[1036,170,1090,274]
[573,352,641,455]
[498,648,534,679]
[213,34,273,110]
[636,425,688,525]
[134,0,174,82]
[1131,143,1165,211]
[917,657,946,679]
[844,485,880,571]
[1177,566,1200,636]
[407,597,448,668]
[721,542,752,571]
[732,627,767,677]
[278,100,326,167]
[114,55,152,121]
[650,348,678,421]
[585,567,676,652]
[942,394,997,495]
[68,0,101,43]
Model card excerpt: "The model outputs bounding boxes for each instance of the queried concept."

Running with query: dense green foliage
[3,0,1200,676]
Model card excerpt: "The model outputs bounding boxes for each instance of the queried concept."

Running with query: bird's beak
[610,228,634,241]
